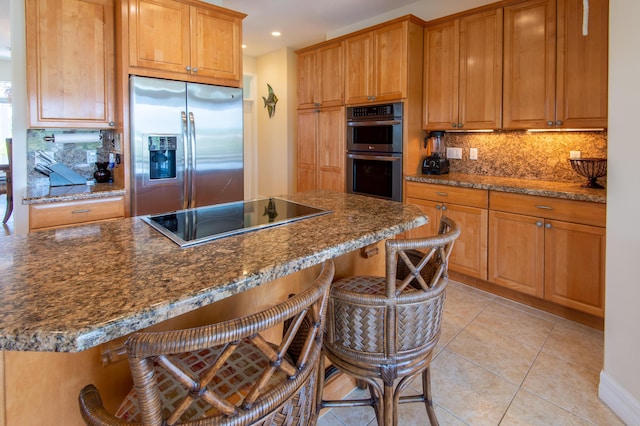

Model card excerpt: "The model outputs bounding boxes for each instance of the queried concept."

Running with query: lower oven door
[346,152,403,202]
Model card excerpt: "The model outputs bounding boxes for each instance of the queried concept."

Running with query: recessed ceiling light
[271,31,281,37]
[241,44,246,49]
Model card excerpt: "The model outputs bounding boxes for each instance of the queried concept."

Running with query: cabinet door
[423,20,459,130]
[544,220,605,316]
[458,9,503,130]
[503,0,556,129]
[129,0,191,74]
[317,42,345,107]
[374,21,407,102]
[296,109,318,192]
[317,107,346,192]
[344,32,374,105]
[556,0,608,128]
[444,203,488,280]
[405,198,441,239]
[297,50,318,109]
[489,211,545,297]
[26,0,115,128]
[191,6,243,84]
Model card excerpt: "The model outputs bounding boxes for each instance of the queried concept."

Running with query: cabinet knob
[547,121,554,126]
[545,223,552,229]
[108,121,115,127]
[555,120,563,126]
[192,67,198,73]
[436,205,441,210]
[451,123,457,128]
[457,123,463,128]
[441,205,447,211]
[536,221,543,227]
[186,66,191,71]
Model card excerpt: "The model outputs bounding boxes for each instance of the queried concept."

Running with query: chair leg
[422,367,439,426]
[382,382,395,426]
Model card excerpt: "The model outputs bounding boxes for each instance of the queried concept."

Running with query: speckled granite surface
[0,191,427,352]
[22,183,125,204]
[406,173,606,204]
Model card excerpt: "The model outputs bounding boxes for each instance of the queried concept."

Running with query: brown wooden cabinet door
[503,0,556,129]
[458,9,503,130]
[374,21,407,102]
[317,107,346,192]
[405,198,441,239]
[191,6,243,84]
[556,0,608,128]
[544,220,605,316]
[297,50,318,109]
[423,20,459,130]
[317,42,345,107]
[26,0,115,128]
[489,210,545,297]
[344,32,374,104]
[444,203,488,280]
[129,0,191,74]
[296,109,318,192]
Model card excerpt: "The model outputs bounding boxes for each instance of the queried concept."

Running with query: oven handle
[347,120,401,127]
[347,153,402,161]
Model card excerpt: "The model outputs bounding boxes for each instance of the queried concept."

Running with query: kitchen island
[0,191,427,424]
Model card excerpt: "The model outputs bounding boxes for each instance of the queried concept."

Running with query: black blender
[422,130,450,175]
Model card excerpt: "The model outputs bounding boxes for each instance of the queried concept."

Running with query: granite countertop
[0,191,427,353]
[22,183,126,205]
[405,173,606,204]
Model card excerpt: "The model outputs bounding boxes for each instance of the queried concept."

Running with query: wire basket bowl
[568,158,607,188]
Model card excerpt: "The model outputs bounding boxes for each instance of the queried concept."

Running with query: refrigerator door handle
[189,111,197,208]
[181,111,190,210]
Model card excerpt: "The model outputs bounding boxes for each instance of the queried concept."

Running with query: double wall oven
[346,102,403,202]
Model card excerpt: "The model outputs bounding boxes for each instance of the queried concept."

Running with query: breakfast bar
[0,191,427,424]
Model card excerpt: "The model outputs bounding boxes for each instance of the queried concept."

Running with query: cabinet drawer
[405,181,488,209]
[30,196,125,230]
[489,192,605,227]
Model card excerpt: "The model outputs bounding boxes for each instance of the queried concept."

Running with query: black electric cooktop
[142,198,331,247]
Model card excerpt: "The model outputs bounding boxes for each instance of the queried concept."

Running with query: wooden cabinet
[488,192,606,317]
[503,0,608,129]
[344,18,424,104]
[297,41,344,109]
[296,107,346,193]
[29,196,125,231]
[423,9,503,130]
[128,0,245,87]
[26,0,116,128]
[405,182,488,280]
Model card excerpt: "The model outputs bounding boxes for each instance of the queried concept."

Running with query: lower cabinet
[488,192,606,317]
[405,181,488,280]
[29,196,125,231]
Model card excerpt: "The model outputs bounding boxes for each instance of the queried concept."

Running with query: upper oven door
[346,119,403,153]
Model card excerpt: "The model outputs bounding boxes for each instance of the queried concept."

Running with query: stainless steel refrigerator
[130,76,243,216]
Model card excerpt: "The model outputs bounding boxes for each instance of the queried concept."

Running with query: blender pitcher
[422,131,450,175]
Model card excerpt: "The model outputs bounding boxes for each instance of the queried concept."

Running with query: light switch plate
[447,147,463,159]
[87,150,97,164]
[570,150,581,159]
[470,147,478,160]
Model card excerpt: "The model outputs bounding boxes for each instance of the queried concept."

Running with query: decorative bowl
[568,158,607,188]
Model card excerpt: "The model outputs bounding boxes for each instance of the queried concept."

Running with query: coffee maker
[422,131,450,175]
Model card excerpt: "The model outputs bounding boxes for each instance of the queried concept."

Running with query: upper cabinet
[423,9,503,130]
[26,0,116,128]
[344,18,424,104]
[297,41,344,109]
[128,0,246,87]
[503,0,608,129]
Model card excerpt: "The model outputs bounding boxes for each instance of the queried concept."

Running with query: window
[0,81,11,164]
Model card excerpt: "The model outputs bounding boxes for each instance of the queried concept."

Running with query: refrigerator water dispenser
[148,135,177,180]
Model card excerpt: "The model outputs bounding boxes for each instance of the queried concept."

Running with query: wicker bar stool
[79,260,334,426]
[319,217,460,426]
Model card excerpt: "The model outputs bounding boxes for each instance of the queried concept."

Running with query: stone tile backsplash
[442,130,607,184]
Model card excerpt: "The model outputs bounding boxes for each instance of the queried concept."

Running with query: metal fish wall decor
[262,84,278,118]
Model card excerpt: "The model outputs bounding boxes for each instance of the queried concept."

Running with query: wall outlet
[87,150,97,164]
[470,147,478,160]
[570,150,581,159]
[447,147,463,160]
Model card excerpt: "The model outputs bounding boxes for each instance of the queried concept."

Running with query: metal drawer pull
[545,223,552,229]
[435,192,448,196]
[535,205,553,210]
[72,209,91,214]
[536,221,543,227]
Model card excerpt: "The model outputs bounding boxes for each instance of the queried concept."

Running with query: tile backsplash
[27,129,114,186]
[441,130,607,184]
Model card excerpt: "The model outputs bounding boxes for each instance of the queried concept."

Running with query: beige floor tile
[471,301,555,350]
[446,322,539,385]
[522,352,625,425]
[501,389,593,425]
[443,282,493,322]
[542,319,604,372]
[323,387,377,425]
[491,296,562,324]
[317,410,345,426]
[430,350,518,426]
[435,310,470,355]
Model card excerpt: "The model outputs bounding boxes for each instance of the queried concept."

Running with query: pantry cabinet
[128,0,245,87]
[29,196,125,231]
[26,0,116,128]
[297,41,344,109]
[503,0,608,129]
[296,107,346,193]
[405,182,488,280]
[344,18,424,104]
[423,9,503,130]
[488,192,606,317]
